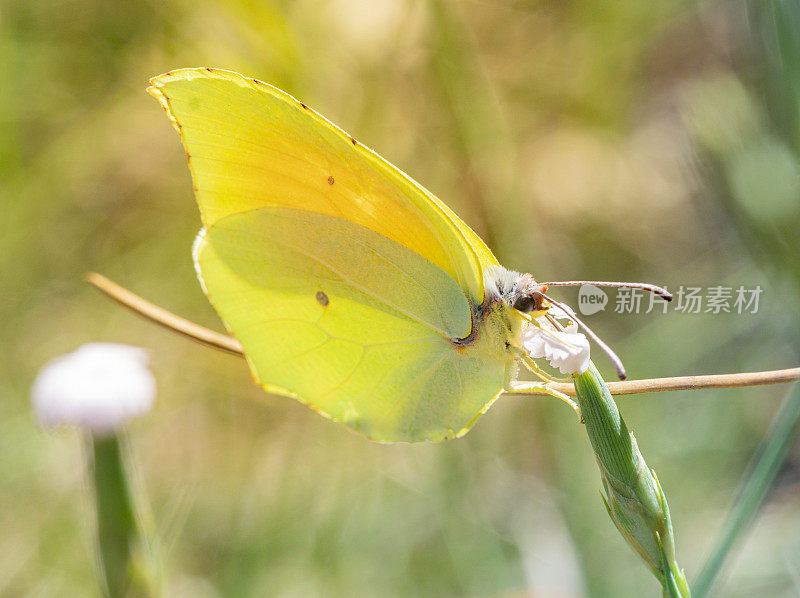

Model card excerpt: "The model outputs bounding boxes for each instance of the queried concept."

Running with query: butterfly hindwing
[195,207,507,441]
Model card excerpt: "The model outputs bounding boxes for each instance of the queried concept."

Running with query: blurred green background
[2,0,800,596]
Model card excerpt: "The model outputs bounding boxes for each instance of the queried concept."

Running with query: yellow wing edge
[257,380,505,444]
[147,67,498,301]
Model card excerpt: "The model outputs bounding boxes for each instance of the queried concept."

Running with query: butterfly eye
[512,295,536,313]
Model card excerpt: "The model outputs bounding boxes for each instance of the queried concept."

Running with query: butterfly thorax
[451,266,548,361]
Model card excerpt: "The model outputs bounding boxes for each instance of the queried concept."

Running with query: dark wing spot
[315,291,329,307]
[205,67,213,72]
[300,102,308,109]
[185,151,191,163]
[350,136,357,145]
[327,175,335,185]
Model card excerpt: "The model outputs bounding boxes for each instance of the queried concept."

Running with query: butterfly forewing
[149,68,491,302]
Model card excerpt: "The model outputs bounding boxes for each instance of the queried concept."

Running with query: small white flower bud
[32,343,156,435]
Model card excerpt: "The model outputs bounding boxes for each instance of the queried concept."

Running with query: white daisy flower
[32,343,156,436]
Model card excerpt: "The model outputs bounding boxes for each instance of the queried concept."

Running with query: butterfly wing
[195,207,508,442]
[148,68,497,303]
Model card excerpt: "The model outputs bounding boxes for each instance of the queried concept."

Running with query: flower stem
[91,434,160,597]
[86,267,800,396]
[573,363,690,597]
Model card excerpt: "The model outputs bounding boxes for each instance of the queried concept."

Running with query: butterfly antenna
[541,281,673,301]
[541,293,628,380]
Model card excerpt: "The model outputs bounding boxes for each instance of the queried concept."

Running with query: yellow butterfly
[149,68,659,442]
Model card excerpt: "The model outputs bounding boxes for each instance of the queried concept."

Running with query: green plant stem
[92,434,158,597]
[573,363,691,597]
[693,382,800,597]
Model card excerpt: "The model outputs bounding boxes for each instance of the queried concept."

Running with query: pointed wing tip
[147,69,239,133]
[147,69,185,91]
[146,68,278,115]
[148,67,254,88]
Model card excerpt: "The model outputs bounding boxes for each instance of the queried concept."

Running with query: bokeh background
[3,0,800,596]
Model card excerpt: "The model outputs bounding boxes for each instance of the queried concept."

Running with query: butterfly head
[483,266,550,316]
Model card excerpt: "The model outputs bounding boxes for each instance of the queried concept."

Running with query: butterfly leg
[503,364,583,423]
[520,354,573,384]
[506,345,573,384]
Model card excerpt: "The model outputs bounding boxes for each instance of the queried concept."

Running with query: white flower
[32,343,156,435]
[522,315,591,376]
